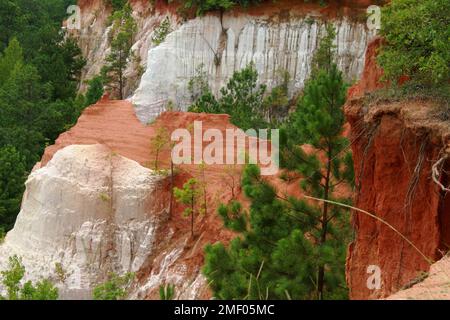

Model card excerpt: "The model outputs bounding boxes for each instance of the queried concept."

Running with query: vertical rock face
[75,0,180,95]
[345,40,450,299]
[74,1,374,122]
[0,101,239,300]
[132,14,374,123]
[0,144,173,299]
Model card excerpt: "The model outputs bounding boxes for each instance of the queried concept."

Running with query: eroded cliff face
[345,40,450,299]
[132,14,374,122]
[74,0,375,122]
[0,98,240,299]
[0,1,404,300]
[0,144,172,299]
[75,0,180,95]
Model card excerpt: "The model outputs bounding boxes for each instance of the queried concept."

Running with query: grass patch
[362,82,450,121]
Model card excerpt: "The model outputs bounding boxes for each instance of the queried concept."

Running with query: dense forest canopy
[0,0,85,234]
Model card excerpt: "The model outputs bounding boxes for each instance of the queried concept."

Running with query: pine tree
[150,127,170,171]
[101,4,136,99]
[189,63,268,130]
[85,76,104,107]
[0,38,23,84]
[0,146,26,231]
[203,25,354,300]
[281,65,353,299]
[174,178,201,238]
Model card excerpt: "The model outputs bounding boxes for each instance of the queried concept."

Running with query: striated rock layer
[0,144,172,299]
[74,0,375,121]
[0,99,240,299]
[345,39,450,299]
[132,14,375,122]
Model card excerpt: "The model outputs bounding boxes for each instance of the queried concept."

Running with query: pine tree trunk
[119,50,124,100]
[317,146,332,300]
[119,68,123,100]
[154,150,159,170]
[169,160,173,215]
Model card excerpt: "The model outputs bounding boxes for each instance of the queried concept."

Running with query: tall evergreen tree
[189,63,268,130]
[0,2,86,233]
[0,38,23,83]
[0,146,26,231]
[174,178,201,238]
[101,4,137,99]
[85,76,104,106]
[203,25,353,300]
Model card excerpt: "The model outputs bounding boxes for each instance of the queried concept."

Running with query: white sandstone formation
[0,145,202,299]
[132,15,375,122]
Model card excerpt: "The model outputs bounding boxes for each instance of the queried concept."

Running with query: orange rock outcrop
[345,39,450,299]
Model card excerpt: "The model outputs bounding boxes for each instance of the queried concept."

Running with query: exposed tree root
[405,136,428,210]
[432,152,450,192]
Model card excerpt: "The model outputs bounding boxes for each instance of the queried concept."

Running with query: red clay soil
[41,93,354,298]
[40,97,281,299]
[231,0,381,19]
[42,94,306,218]
[344,39,450,299]
[347,37,385,100]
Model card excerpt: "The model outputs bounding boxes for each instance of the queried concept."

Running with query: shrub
[378,0,450,87]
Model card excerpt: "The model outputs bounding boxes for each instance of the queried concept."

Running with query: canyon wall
[4,1,427,300]
[0,98,238,299]
[0,144,173,299]
[132,14,374,123]
[74,0,375,122]
[345,39,450,299]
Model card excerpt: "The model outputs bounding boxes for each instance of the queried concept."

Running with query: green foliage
[19,279,59,300]
[54,263,67,283]
[203,25,353,300]
[174,178,202,237]
[0,1,85,99]
[217,201,247,232]
[180,0,328,16]
[263,70,291,124]
[92,272,134,300]
[1,255,24,300]
[85,76,104,106]
[150,127,170,170]
[378,0,450,87]
[182,0,237,16]
[152,17,172,46]
[0,37,23,83]
[159,283,175,300]
[0,146,26,230]
[189,63,268,130]
[310,24,336,75]
[0,255,58,300]
[107,0,128,11]
[102,4,137,99]
[0,227,5,244]
[0,2,86,233]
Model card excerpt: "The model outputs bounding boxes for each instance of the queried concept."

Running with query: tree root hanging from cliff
[397,136,428,288]
[356,122,379,194]
[432,152,450,192]
[405,136,428,211]
[301,194,435,265]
